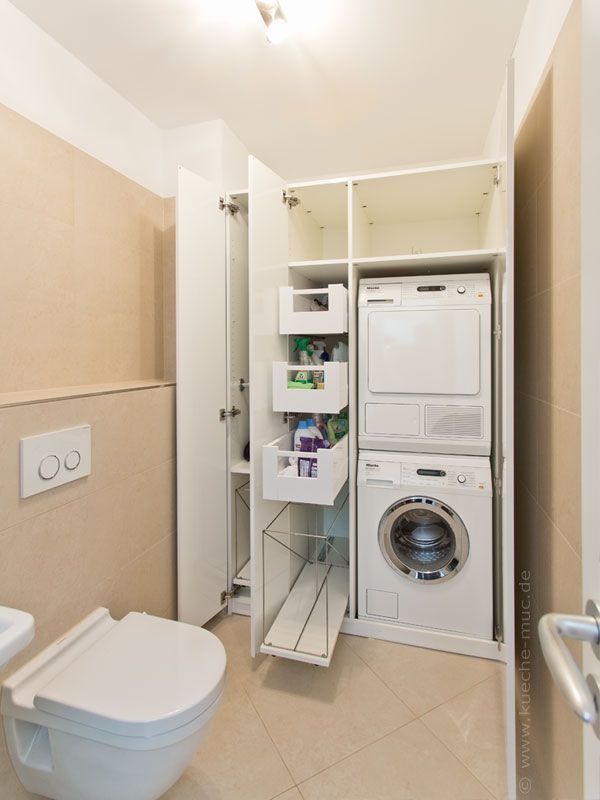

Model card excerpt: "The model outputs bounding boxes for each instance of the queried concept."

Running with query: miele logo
[365,463,380,468]
[365,286,381,291]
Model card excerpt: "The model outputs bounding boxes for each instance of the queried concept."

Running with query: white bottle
[289,420,307,467]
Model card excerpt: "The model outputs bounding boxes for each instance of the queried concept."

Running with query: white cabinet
[177,152,512,673]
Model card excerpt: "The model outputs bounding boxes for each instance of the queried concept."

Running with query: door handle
[538,600,600,724]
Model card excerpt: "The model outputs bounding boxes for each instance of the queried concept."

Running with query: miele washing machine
[358,274,492,455]
[357,451,493,640]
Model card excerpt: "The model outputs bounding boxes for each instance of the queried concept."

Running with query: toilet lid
[33,612,226,738]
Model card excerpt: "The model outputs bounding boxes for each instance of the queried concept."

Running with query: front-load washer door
[368,309,480,396]
[378,496,469,583]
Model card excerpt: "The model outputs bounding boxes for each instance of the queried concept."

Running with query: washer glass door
[378,497,469,583]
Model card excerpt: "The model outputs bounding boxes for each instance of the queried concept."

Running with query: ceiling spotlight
[256,1,289,44]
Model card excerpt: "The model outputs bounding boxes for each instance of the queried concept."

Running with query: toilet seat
[2,609,227,800]
[33,611,226,738]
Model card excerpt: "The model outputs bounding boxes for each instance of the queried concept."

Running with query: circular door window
[378,496,469,583]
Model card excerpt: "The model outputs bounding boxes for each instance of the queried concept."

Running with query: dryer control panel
[358,454,491,495]
[358,274,491,307]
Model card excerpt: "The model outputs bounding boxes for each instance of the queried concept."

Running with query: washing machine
[358,451,493,640]
[358,273,492,456]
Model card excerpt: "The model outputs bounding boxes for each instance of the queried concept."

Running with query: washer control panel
[359,457,490,493]
[20,425,91,498]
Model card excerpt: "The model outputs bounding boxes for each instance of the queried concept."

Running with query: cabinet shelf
[261,563,348,666]
[353,248,503,275]
[231,459,251,475]
[288,259,349,284]
[233,559,251,587]
[272,362,348,414]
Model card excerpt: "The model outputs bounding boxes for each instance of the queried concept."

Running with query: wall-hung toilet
[1,607,226,800]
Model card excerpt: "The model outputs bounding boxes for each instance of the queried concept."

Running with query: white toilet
[1,607,227,800]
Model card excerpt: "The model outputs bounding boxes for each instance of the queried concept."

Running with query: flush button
[457,473,467,484]
[64,450,81,471]
[457,286,466,294]
[39,455,60,480]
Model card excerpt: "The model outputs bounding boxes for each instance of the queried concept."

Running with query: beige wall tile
[537,402,581,554]
[163,197,176,381]
[515,107,537,214]
[0,104,172,393]
[0,386,175,532]
[514,4,582,797]
[110,533,177,620]
[514,198,537,301]
[537,279,580,414]
[552,147,581,286]
[514,299,537,399]
[514,393,539,499]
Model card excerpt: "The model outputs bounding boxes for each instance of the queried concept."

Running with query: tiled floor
[164,614,507,800]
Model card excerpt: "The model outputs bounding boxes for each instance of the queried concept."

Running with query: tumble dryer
[358,274,491,455]
[357,451,493,640]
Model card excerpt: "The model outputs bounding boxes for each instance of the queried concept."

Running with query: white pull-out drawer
[261,494,349,666]
[279,284,348,334]
[272,362,348,414]
[262,432,348,506]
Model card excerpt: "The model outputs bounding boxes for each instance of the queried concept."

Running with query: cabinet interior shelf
[261,561,348,667]
[233,559,251,587]
[353,248,504,274]
[231,460,251,475]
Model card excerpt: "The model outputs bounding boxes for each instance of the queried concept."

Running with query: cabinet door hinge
[218,197,240,215]
[493,164,501,187]
[219,406,241,421]
[282,190,300,209]
[220,587,239,604]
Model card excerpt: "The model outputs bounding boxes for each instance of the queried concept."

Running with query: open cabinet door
[248,156,289,656]
[176,166,228,627]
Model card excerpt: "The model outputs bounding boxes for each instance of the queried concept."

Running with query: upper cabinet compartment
[352,161,506,265]
[288,182,348,263]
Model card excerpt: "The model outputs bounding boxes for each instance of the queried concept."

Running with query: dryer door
[378,496,469,583]
[367,308,481,395]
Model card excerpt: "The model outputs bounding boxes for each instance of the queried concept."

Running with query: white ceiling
[9,0,528,180]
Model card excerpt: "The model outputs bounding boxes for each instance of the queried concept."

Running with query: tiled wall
[0,102,179,796]
[0,385,177,798]
[514,3,581,798]
[0,102,168,392]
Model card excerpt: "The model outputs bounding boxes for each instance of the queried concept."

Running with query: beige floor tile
[343,634,500,716]
[241,636,414,783]
[298,719,493,800]
[165,674,293,800]
[422,674,507,799]
[273,790,303,800]
[206,612,270,680]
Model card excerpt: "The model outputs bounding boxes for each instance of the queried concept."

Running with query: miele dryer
[358,274,491,455]
[357,451,493,640]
